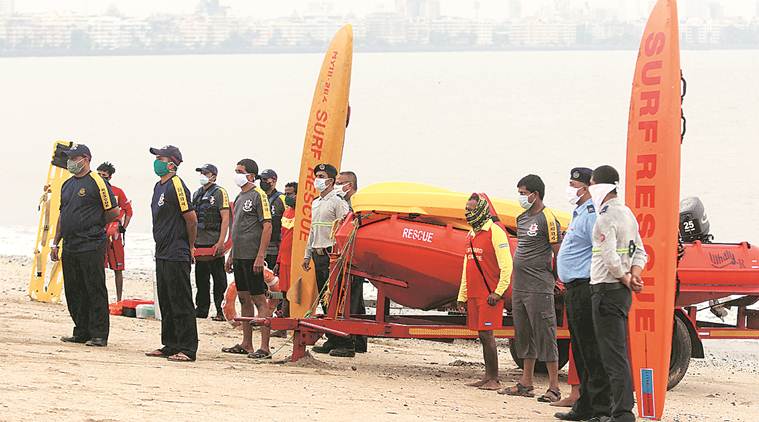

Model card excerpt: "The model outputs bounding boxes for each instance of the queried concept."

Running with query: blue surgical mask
[314,178,329,192]
[518,193,534,210]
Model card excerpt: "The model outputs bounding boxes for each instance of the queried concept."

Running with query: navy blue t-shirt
[151,175,194,261]
[59,171,117,253]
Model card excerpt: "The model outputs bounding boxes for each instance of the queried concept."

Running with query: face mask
[334,183,347,197]
[153,159,171,177]
[285,195,296,208]
[199,174,210,186]
[259,180,272,192]
[566,186,581,205]
[234,173,250,188]
[314,178,330,192]
[589,183,617,210]
[67,158,85,174]
[518,193,534,210]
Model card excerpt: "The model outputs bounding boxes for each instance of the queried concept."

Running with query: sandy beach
[1,255,757,422]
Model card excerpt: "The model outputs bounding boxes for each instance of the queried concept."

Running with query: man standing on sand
[96,162,133,303]
[303,163,351,357]
[144,145,199,363]
[501,174,563,403]
[192,163,230,321]
[335,170,368,354]
[53,144,120,348]
[586,165,647,422]
[553,167,611,421]
[457,193,513,391]
[221,159,274,360]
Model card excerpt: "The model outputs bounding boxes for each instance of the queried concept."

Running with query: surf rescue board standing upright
[625,0,681,419]
[288,25,353,319]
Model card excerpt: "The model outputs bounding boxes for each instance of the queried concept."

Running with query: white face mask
[589,183,617,210]
[199,174,210,186]
[566,186,581,206]
[234,173,250,188]
[314,178,329,193]
[334,183,347,197]
[518,193,534,210]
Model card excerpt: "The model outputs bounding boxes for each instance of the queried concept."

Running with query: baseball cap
[149,145,183,165]
[260,169,278,180]
[64,143,92,159]
[195,163,218,175]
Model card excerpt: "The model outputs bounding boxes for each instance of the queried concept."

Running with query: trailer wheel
[668,316,692,390]
[509,339,570,373]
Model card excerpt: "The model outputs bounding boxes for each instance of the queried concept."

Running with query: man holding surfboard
[588,165,646,422]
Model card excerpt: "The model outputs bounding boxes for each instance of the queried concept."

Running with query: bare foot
[477,379,502,390]
[550,395,579,407]
[466,379,489,387]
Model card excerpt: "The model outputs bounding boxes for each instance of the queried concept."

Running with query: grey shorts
[512,291,558,362]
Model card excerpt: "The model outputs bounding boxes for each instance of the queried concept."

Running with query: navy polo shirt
[59,171,117,253]
[151,175,194,261]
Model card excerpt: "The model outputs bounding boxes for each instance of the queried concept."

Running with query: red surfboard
[625,0,681,419]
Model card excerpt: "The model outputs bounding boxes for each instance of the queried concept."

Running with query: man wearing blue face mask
[302,163,351,356]
[145,145,199,363]
[501,174,563,403]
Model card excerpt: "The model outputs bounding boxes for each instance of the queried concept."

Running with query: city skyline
[8,0,759,20]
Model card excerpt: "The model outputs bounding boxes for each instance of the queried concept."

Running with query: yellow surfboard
[29,141,73,303]
[288,25,353,318]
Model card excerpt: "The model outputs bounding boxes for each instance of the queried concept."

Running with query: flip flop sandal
[537,388,562,403]
[248,349,272,359]
[211,315,226,322]
[145,349,170,358]
[167,352,195,362]
[221,344,249,354]
[498,382,535,397]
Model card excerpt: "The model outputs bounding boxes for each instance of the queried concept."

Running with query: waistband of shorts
[590,282,627,293]
[564,278,590,289]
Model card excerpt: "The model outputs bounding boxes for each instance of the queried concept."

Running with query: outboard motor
[679,197,712,242]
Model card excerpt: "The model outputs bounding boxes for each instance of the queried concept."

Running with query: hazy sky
[12,0,759,19]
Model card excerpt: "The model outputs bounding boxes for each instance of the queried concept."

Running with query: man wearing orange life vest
[457,193,513,391]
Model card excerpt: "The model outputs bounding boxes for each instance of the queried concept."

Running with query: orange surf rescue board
[288,25,353,318]
[625,0,682,419]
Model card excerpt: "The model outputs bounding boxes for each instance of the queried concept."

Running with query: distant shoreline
[2,45,759,59]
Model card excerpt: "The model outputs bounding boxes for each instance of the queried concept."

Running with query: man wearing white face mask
[588,165,647,422]
[502,174,563,403]
[554,168,610,421]
[191,163,230,321]
[222,158,274,359]
[302,163,351,356]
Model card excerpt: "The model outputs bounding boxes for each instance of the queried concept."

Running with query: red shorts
[277,263,291,293]
[568,345,579,385]
[105,238,125,271]
[466,297,504,331]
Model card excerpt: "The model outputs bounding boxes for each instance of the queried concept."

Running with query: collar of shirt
[573,197,594,218]
[602,196,623,210]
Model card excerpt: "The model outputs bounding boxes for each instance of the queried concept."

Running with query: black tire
[668,316,692,390]
[509,338,570,373]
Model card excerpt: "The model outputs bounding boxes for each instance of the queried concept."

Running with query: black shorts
[233,258,266,295]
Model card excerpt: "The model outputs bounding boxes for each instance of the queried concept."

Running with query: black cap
[260,169,278,180]
[195,163,218,175]
[64,143,92,159]
[314,163,337,178]
[149,145,183,165]
[570,167,592,185]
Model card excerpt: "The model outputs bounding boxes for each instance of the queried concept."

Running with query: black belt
[313,246,333,256]
[590,282,627,293]
[564,278,590,290]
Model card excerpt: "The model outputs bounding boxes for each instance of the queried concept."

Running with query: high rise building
[0,0,14,16]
